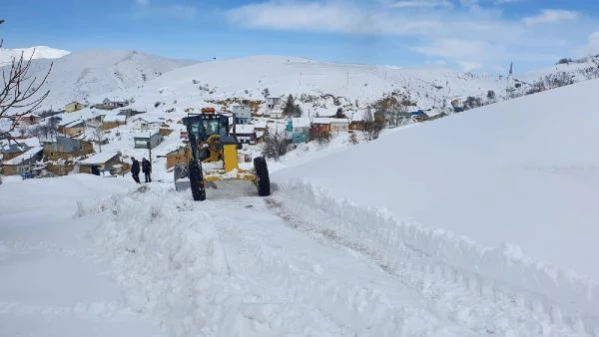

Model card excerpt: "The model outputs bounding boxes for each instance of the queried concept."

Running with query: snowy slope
[273,79,599,330]
[92,54,599,122]
[0,46,70,67]
[3,49,196,113]
[97,55,512,117]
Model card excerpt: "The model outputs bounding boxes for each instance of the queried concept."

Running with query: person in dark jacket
[131,157,141,183]
[142,157,152,183]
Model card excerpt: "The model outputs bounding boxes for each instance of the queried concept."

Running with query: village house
[44,136,94,161]
[117,108,146,119]
[58,119,86,137]
[17,113,42,127]
[1,143,28,162]
[269,109,283,119]
[265,96,282,110]
[310,118,332,140]
[92,98,128,111]
[231,104,252,125]
[330,118,350,134]
[129,117,156,131]
[79,152,122,175]
[101,114,127,131]
[232,124,257,144]
[1,146,43,176]
[44,136,93,176]
[134,132,163,149]
[288,118,310,144]
[252,121,268,142]
[349,118,365,131]
[165,146,192,170]
[159,124,174,137]
[64,101,86,113]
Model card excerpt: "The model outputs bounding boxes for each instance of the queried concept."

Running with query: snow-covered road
[0,176,594,336]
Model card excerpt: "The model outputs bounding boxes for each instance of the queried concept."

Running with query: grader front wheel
[188,160,206,201]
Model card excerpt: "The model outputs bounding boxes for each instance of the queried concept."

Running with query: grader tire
[253,156,271,197]
[188,160,206,201]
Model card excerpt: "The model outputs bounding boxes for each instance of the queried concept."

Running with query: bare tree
[363,107,383,141]
[0,19,52,183]
[0,19,53,142]
[89,120,105,152]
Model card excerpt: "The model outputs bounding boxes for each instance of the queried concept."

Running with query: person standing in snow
[142,157,152,183]
[130,157,141,183]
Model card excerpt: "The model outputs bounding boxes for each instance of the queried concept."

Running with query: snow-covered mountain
[0,46,70,66]
[3,49,197,112]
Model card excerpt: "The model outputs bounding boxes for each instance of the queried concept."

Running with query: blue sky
[1,0,598,72]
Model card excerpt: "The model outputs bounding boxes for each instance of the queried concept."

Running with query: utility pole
[384,71,387,80]
[147,132,152,163]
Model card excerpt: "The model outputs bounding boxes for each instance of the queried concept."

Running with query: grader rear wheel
[253,156,271,197]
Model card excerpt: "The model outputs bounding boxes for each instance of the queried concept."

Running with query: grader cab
[174,111,270,201]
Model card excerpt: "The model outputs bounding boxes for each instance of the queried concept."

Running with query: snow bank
[273,79,599,332]
[73,185,476,336]
[276,179,599,332]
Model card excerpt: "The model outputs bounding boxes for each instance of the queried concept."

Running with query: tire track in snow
[260,195,593,337]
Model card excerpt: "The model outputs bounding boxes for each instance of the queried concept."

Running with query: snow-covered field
[273,79,599,333]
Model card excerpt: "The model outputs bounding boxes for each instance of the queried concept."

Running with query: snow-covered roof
[252,121,268,128]
[80,152,120,165]
[330,118,349,124]
[291,118,311,128]
[18,137,41,148]
[312,118,332,125]
[61,118,85,128]
[234,124,255,134]
[1,143,24,154]
[103,114,127,123]
[3,146,43,165]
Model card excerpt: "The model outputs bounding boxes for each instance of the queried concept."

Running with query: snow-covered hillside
[273,79,599,332]
[98,55,499,116]
[0,46,70,67]
[3,49,196,113]
[91,54,599,121]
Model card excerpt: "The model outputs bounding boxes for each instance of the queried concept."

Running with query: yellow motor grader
[173,110,270,201]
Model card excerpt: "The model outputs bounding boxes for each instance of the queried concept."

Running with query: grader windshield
[183,114,230,142]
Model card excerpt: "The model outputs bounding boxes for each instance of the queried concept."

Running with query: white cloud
[585,32,599,56]
[135,0,149,6]
[226,1,596,70]
[522,9,579,25]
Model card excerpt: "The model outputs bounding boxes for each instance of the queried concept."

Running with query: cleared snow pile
[273,79,599,334]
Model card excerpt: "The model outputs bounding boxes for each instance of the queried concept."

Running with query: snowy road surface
[1,175,593,336]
